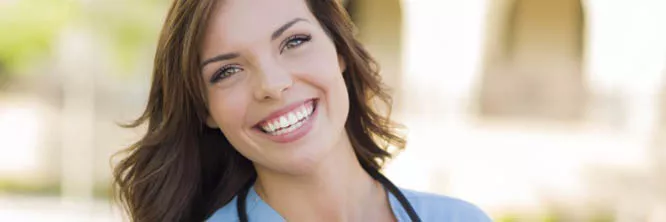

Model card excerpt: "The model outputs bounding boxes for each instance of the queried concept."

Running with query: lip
[255,98,317,126]
[253,99,319,144]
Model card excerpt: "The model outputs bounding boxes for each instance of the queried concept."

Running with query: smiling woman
[112,0,491,221]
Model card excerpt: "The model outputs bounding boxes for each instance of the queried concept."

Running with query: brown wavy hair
[112,0,406,221]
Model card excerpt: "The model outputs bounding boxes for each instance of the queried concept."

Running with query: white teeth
[279,116,288,128]
[296,110,304,120]
[288,113,298,125]
[260,102,316,134]
[301,107,308,118]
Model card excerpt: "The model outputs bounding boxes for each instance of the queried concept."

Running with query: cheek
[294,51,345,90]
[312,56,347,100]
[297,51,350,120]
[207,89,250,132]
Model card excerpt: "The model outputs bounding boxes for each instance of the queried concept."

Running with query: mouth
[255,99,318,137]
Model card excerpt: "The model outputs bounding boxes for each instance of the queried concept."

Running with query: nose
[253,58,293,101]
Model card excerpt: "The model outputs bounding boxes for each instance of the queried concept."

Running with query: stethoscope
[236,164,422,222]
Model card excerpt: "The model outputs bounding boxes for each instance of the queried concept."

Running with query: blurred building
[1,0,666,221]
[346,0,666,221]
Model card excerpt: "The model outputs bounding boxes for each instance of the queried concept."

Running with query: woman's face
[200,0,350,174]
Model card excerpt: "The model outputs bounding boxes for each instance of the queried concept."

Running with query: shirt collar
[246,185,408,221]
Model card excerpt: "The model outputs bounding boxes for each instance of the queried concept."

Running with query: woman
[113,0,492,221]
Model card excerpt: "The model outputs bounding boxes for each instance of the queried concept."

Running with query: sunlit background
[2,0,666,221]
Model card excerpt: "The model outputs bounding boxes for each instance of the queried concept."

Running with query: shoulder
[206,188,492,222]
[205,196,240,222]
[400,188,492,222]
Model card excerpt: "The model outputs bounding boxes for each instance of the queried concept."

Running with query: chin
[263,145,332,176]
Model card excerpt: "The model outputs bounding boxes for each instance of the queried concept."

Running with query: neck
[253,134,395,222]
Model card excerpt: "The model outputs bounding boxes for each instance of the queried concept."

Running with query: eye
[210,64,243,83]
[280,34,312,54]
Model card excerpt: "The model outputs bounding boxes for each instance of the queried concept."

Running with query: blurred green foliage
[0,0,168,77]
[0,179,112,199]
[82,0,167,74]
[0,179,61,197]
[496,214,520,222]
[0,0,79,75]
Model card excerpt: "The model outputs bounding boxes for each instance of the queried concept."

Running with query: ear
[338,54,347,73]
[205,116,219,128]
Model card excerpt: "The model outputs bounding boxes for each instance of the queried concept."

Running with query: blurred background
[1,0,665,221]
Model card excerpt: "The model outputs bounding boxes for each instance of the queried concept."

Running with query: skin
[200,0,396,221]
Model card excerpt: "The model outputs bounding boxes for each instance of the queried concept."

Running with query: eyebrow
[200,18,309,68]
[271,18,308,41]
[201,52,240,68]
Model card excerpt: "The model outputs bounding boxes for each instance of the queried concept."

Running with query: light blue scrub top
[206,185,492,222]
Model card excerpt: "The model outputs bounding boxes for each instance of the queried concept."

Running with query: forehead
[204,0,315,46]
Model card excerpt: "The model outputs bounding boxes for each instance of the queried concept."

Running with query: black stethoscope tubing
[236,165,422,222]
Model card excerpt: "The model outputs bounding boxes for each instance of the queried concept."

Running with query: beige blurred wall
[367,0,666,219]
[348,0,405,115]
[479,0,586,121]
